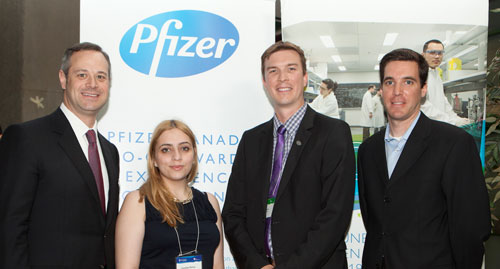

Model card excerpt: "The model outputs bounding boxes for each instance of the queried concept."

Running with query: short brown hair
[261,41,307,79]
[60,42,112,82]
[379,48,429,88]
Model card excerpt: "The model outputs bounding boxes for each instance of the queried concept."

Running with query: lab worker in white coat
[361,85,376,141]
[310,78,340,119]
[372,89,385,133]
[420,39,470,126]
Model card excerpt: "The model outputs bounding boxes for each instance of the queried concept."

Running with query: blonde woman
[116,120,223,269]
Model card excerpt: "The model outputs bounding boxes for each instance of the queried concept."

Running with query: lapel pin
[296,140,302,146]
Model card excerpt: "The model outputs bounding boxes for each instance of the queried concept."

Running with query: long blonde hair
[139,120,198,227]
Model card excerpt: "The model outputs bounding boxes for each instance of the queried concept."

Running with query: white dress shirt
[60,103,109,211]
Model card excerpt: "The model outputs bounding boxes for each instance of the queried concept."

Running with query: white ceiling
[283,21,488,75]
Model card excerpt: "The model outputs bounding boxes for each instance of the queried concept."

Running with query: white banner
[81,1,275,267]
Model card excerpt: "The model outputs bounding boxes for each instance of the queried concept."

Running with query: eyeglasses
[425,50,445,56]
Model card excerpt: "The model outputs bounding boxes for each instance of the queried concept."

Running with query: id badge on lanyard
[266,197,275,218]
[174,190,202,269]
[176,254,203,269]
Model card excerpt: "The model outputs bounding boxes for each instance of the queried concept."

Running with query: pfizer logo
[120,10,239,78]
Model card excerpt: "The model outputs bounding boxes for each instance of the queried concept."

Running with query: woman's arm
[115,190,145,269]
[207,193,224,269]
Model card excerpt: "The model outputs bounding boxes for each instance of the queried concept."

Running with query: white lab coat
[310,92,340,119]
[372,94,385,128]
[360,91,374,127]
[420,68,470,126]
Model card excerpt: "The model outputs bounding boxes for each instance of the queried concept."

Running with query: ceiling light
[491,8,500,13]
[374,65,380,70]
[451,45,479,58]
[331,55,342,63]
[320,35,335,48]
[338,66,346,71]
[383,33,398,46]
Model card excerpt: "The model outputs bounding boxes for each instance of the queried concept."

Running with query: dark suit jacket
[0,108,120,269]
[357,113,490,269]
[222,106,355,269]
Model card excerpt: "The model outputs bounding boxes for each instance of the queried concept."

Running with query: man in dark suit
[0,42,120,268]
[222,41,355,269]
[357,48,490,268]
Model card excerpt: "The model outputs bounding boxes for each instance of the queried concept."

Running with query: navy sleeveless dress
[139,188,220,269]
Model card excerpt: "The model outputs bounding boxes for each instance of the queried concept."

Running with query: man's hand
[261,265,274,269]
[369,112,373,119]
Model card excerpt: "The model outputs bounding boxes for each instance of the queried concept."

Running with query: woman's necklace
[172,187,193,204]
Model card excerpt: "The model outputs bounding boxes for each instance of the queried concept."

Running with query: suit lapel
[388,114,431,185]
[99,134,118,228]
[275,107,314,202]
[259,120,275,212]
[372,132,390,185]
[52,109,105,224]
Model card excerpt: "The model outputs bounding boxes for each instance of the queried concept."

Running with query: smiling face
[60,50,110,126]
[153,128,195,184]
[262,49,307,119]
[422,42,444,69]
[381,60,427,127]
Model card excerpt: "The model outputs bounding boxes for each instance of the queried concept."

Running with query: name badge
[176,254,202,269]
[266,197,275,218]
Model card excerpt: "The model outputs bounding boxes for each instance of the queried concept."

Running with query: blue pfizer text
[120,10,239,78]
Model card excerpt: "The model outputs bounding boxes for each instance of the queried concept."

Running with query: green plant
[485,47,500,235]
